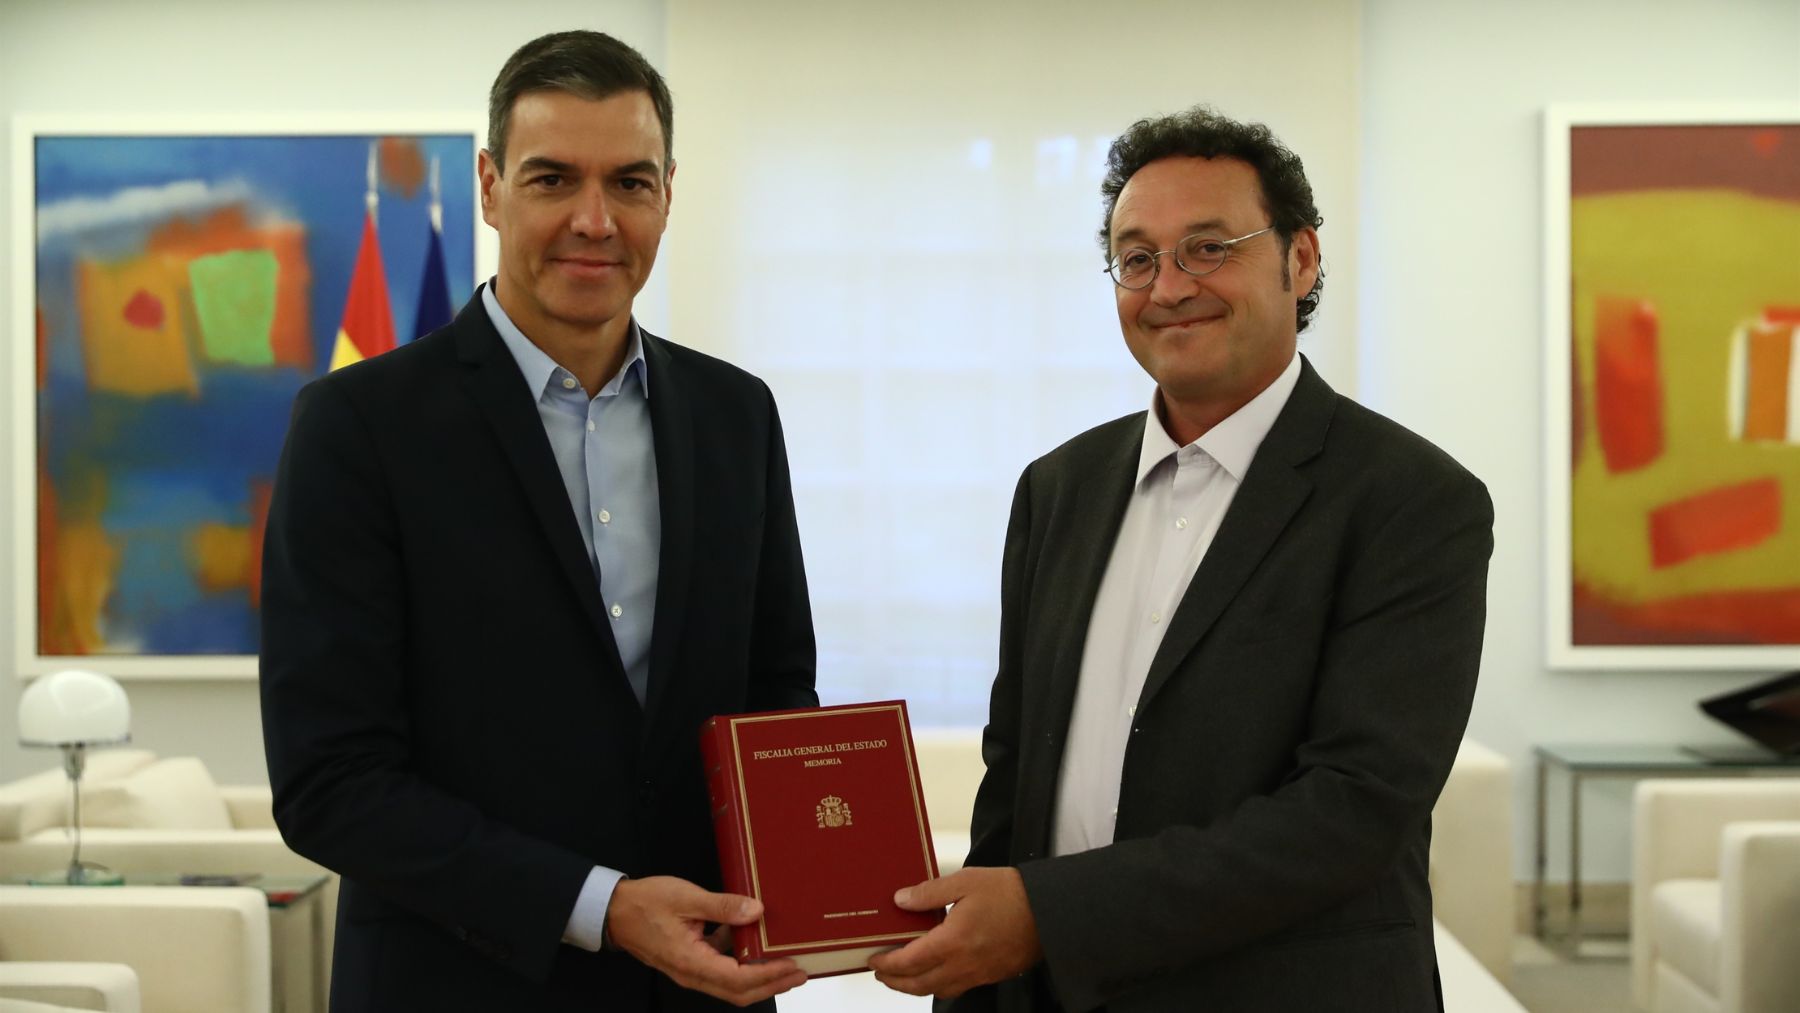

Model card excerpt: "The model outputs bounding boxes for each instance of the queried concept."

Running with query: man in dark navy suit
[261,30,815,1012]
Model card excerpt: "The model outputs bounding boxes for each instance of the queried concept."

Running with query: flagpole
[429,155,442,234]
[366,141,379,224]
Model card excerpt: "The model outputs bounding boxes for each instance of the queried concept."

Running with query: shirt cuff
[562,866,626,952]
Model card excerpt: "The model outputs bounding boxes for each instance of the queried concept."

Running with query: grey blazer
[948,357,1493,1013]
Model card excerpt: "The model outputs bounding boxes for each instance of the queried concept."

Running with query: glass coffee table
[1533,743,1800,957]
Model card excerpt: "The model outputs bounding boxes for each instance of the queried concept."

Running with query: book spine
[701,717,762,962]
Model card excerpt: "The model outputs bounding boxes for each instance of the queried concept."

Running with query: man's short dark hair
[1099,106,1325,333]
[487,30,674,175]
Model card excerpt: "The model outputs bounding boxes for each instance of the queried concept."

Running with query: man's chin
[541,292,634,331]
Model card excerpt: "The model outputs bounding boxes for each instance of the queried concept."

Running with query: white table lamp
[19,668,132,884]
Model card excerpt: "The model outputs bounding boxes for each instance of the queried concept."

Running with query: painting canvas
[1544,105,1800,668]
[13,116,481,678]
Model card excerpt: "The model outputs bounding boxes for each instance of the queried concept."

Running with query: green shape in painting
[188,249,278,366]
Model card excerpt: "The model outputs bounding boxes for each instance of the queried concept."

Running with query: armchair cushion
[82,759,231,832]
[0,753,156,841]
[1651,879,1720,997]
[216,787,275,831]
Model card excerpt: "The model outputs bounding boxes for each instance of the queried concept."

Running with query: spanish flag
[328,210,396,371]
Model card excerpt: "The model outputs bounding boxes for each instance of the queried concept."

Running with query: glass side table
[12,872,329,1012]
[1533,743,1800,958]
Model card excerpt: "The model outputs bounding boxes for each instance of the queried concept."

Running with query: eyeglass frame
[1103,225,1278,290]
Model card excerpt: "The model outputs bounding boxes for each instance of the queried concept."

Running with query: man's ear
[1290,225,1321,295]
[478,149,501,228]
[663,159,676,214]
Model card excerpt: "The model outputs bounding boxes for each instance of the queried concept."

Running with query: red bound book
[700,700,944,976]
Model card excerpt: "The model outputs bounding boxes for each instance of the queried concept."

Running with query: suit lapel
[1135,358,1336,710]
[451,291,627,680]
[639,332,694,731]
[1034,431,1137,734]
[1018,419,1140,852]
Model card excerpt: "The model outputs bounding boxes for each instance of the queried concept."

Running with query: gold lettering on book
[751,739,889,761]
[816,794,852,828]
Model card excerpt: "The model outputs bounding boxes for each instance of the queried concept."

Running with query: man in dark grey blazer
[871,108,1493,1011]
[260,31,814,1012]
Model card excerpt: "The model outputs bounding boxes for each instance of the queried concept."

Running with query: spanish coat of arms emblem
[815,794,852,828]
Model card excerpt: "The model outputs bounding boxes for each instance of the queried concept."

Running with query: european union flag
[413,216,452,341]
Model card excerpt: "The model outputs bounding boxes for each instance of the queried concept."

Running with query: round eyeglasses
[1104,225,1276,290]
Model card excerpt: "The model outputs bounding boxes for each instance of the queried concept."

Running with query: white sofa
[1631,778,1800,1013]
[913,733,1516,988]
[0,886,268,1013]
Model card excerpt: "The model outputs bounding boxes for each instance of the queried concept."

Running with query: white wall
[665,0,1362,723]
[1360,0,1800,880]
[0,0,667,783]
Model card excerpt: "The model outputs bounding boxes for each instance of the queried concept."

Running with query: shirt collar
[1134,351,1303,486]
[481,281,650,400]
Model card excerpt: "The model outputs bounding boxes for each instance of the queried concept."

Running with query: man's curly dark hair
[1098,106,1324,333]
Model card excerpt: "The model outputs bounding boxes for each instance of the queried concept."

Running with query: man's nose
[570,184,615,238]
[1147,255,1202,305]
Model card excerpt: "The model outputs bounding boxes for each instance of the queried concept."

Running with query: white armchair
[1429,738,1514,986]
[1631,778,1800,1013]
[0,886,269,1013]
[0,962,140,1012]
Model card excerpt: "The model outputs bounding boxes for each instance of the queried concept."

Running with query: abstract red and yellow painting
[1553,111,1800,664]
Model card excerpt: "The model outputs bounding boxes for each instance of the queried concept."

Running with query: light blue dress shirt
[482,283,660,953]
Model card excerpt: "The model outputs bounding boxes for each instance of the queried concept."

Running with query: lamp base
[24,866,124,886]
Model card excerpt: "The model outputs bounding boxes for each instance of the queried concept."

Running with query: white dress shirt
[1051,353,1302,858]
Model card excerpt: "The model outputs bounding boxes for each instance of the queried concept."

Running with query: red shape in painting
[1750,129,1781,159]
[1592,296,1664,473]
[121,289,165,330]
[1574,582,1800,645]
[1648,477,1782,569]
[1766,305,1800,325]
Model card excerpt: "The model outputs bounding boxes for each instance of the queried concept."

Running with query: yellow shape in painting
[47,522,119,655]
[75,253,199,397]
[1570,189,1800,605]
[189,523,252,593]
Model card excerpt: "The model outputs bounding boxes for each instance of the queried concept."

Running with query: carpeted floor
[1507,935,1633,1012]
